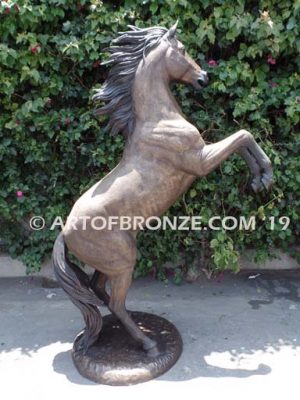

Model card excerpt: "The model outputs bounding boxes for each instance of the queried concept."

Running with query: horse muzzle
[197,70,209,87]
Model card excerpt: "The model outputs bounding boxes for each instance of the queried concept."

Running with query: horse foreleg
[108,269,159,357]
[238,148,263,192]
[245,140,273,190]
[200,130,272,190]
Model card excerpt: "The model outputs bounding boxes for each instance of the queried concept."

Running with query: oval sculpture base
[72,311,183,385]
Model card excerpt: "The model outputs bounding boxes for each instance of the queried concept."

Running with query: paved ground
[1,272,300,399]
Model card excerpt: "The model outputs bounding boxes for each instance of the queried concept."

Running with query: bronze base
[72,311,182,385]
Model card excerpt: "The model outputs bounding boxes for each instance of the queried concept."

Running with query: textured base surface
[72,311,183,385]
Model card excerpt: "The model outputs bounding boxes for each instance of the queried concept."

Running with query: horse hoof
[143,339,159,357]
[251,177,263,193]
[262,174,273,191]
[146,345,160,358]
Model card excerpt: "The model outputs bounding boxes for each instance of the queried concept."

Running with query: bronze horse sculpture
[53,23,272,359]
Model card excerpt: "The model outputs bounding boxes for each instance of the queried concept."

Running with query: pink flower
[267,55,276,65]
[30,45,40,54]
[269,81,278,88]
[16,191,24,198]
[208,59,217,67]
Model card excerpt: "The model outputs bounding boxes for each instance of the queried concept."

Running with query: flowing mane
[93,25,167,137]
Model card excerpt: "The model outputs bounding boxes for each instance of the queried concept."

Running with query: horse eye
[180,47,186,55]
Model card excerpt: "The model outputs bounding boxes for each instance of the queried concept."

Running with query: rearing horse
[52,23,272,357]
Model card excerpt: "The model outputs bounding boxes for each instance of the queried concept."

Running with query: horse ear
[167,20,179,39]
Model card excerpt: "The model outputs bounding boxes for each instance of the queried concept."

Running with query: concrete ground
[1,272,300,400]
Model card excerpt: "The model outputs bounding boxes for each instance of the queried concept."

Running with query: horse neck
[132,61,183,125]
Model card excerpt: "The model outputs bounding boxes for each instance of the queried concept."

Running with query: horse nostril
[198,72,209,86]
[198,77,208,86]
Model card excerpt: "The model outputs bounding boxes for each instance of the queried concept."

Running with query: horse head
[93,22,208,137]
[141,21,209,90]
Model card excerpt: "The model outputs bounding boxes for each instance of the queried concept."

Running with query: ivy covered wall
[0,0,299,280]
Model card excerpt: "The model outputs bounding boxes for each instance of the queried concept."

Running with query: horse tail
[52,233,102,352]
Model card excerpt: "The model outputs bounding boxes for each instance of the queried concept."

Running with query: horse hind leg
[52,233,103,353]
[108,268,159,357]
[90,270,110,306]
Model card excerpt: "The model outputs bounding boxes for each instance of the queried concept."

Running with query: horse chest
[136,171,195,217]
